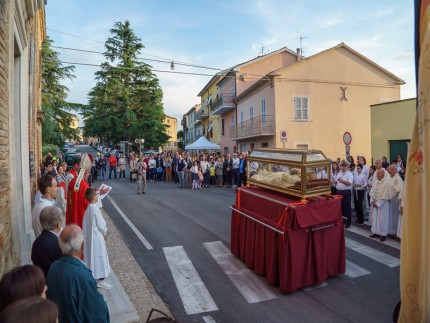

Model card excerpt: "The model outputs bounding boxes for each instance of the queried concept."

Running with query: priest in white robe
[369,169,394,242]
[387,164,404,236]
[82,187,111,289]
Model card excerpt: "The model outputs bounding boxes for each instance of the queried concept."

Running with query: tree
[84,21,168,148]
[42,36,79,146]
[177,130,184,149]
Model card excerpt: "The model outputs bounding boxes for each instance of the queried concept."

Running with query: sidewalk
[99,207,173,322]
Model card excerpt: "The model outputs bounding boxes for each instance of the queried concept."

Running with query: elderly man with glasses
[335,159,354,228]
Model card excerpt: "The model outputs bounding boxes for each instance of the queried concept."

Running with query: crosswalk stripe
[302,282,328,292]
[345,238,400,268]
[203,241,278,304]
[163,246,218,315]
[202,315,217,323]
[346,226,400,250]
[345,260,371,278]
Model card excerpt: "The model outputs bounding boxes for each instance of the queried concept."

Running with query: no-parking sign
[280,130,287,142]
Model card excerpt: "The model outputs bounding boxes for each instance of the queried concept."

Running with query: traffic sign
[280,130,287,142]
[343,132,352,145]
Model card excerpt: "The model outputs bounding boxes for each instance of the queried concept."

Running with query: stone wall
[0,0,17,276]
[0,0,46,277]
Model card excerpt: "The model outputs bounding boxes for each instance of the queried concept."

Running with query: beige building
[0,0,47,275]
[371,98,415,163]
[163,115,178,151]
[213,47,299,155]
[234,43,404,160]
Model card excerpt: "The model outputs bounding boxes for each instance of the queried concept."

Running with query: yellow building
[163,115,178,151]
[197,75,222,144]
[234,43,404,160]
[371,98,415,163]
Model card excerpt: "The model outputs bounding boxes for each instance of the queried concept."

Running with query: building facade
[234,43,404,160]
[371,98,415,163]
[203,47,298,155]
[182,104,198,146]
[162,115,178,151]
[0,0,46,275]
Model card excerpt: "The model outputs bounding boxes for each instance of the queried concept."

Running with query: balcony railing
[195,108,209,121]
[211,94,235,115]
[230,115,275,140]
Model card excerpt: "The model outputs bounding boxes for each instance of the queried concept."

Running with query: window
[221,119,225,135]
[261,142,269,148]
[230,80,234,94]
[231,115,235,125]
[240,110,244,123]
[249,106,254,119]
[294,97,308,121]
[261,98,266,123]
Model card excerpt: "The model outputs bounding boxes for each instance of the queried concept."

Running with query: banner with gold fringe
[399,1,430,321]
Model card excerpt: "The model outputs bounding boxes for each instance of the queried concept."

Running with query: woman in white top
[330,161,339,195]
[200,156,209,188]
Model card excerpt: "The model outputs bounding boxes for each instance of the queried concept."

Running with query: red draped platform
[230,187,345,293]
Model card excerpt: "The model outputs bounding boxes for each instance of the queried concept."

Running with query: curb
[101,208,173,322]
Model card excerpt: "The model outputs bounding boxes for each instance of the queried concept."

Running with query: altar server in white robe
[82,187,111,289]
[387,164,404,236]
[369,169,394,242]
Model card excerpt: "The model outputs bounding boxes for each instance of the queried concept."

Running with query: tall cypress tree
[42,36,79,146]
[85,21,168,149]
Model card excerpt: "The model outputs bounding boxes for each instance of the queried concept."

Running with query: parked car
[63,149,82,171]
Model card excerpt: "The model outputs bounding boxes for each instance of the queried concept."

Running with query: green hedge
[42,144,60,158]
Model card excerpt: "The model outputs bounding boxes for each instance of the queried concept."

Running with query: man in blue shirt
[47,225,110,323]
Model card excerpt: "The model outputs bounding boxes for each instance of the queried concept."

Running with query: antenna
[299,36,308,56]
[260,44,269,56]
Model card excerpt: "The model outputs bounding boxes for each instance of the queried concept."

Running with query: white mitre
[74,153,92,192]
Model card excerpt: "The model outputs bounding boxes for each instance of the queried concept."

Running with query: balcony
[211,94,235,115]
[195,108,209,121]
[230,115,275,140]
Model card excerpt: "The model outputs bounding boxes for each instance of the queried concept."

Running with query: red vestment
[66,176,89,228]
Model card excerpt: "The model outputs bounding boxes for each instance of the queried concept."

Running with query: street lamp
[135,138,145,156]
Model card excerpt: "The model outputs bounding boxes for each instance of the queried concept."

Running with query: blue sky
[46,0,415,123]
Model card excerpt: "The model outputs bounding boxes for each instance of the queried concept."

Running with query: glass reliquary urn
[247,148,332,198]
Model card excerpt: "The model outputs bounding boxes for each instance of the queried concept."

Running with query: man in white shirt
[335,160,354,228]
[32,175,59,237]
[353,163,367,224]
[231,153,240,187]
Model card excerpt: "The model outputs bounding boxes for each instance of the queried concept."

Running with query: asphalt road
[82,146,400,323]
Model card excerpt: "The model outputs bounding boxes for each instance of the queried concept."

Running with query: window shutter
[294,98,301,119]
[302,98,308,120]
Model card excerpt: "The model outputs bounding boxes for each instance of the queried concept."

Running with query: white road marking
[203,241,277,304]
[346,225,400,250]
[202,315,217,323]
[346,238,400,268]
[345,260,371,278]
[302,282,328,292]
[107,195,153,250]
[163,246,218,315]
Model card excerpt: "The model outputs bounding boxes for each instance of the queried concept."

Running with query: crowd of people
[330,154,405,242]
[0,152,111,322]
[90,150,250,193]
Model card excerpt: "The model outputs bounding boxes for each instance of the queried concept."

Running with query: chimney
[296,48,301,62]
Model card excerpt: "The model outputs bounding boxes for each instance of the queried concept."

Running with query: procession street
[82,147,400,322]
